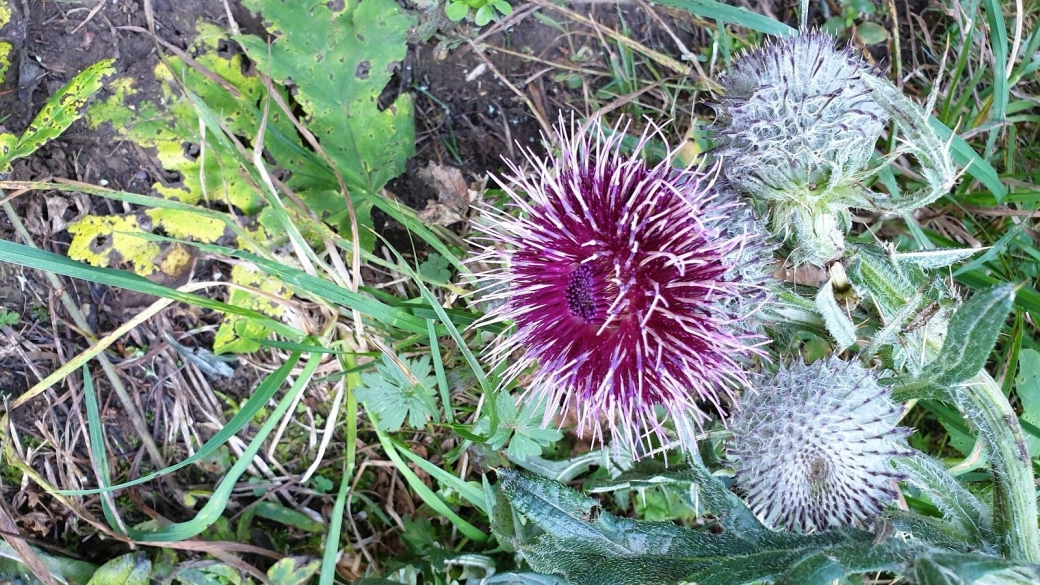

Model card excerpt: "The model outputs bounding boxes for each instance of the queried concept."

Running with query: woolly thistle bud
[727,357,911,532]
[712,31,889,265]
[469,117,774,456]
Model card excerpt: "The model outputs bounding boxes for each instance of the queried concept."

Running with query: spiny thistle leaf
[894,248,982,270]
[495,467,1037,584]
[859,73,960,213]
[895,455,995,551]
[591,462,765,536]
[910,554,1040,585]
[922,285,1015,387]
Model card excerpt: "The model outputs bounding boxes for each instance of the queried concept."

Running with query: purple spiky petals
[470,118,770,455]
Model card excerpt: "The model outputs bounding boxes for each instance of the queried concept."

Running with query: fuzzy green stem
[959,371,1040,561]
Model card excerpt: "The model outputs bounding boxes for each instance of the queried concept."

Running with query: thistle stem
[959,370,1040,561]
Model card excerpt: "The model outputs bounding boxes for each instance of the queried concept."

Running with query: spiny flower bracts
[728,357,912,532]
[469,116,772,456]
[713,30,888,196]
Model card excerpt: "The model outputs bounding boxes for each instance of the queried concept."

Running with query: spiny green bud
[713,31,889,265]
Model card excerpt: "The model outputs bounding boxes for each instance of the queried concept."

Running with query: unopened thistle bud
[728,357,911,532]
[469,117,773,456]
[713,31,889,265]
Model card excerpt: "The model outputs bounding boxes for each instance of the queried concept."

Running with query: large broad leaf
[496,465,1040,585]
[237,0,415,195]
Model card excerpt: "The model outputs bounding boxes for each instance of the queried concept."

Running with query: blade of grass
[369,415,488,543]
[0,239,302,341]
[428,319,454,425]
[82,366,128,537]
[981,0,1009,160]
[392,438,486,514]
[653,0,795,36]
[379,241,497,439]
[126,351,319,541]
[929,118,1008,203]
[57,350,303,496]
[12,296,174,409]
[321,354,360,585]
[124,235,433,336]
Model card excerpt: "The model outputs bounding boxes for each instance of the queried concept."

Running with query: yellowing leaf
[156,244,196,278]
[0,59,114,170]
[67,215,163,276]
[146,208,227,242]
[213,263,292,354]
[0,41,12,81]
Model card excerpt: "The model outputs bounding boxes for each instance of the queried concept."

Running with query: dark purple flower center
[564,264,598,322]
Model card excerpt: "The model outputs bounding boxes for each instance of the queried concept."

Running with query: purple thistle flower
[469,118,771,455]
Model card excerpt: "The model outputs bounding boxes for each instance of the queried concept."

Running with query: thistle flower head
[714,30,888,193]
[727,357,911,532]
[469,117,772,455]
[712,31,889,265]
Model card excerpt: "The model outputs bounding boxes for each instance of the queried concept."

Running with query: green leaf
[491,0,513,16]
[474,4,493,26]
[652,0,795,36]
[237,0,415,194]
[86,553,150,585]
[253,502,325,533]
[922,285,1015,386]
[418,252,452,283]
[1016,349,1040,457]
[267,558,321,585]
[0,59,114,170]
[176,565,244,585]
[856,22,889,45]
[355,353,438,431]
[445,1,469,21]
[475,393,562,461]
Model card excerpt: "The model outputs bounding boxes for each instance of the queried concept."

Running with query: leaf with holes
[237,0,415,196]
[0,59,113,170]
